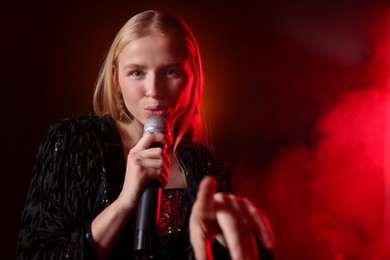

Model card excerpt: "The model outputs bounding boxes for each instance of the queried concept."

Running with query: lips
[143,105,170,116]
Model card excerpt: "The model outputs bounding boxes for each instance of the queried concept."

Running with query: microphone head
[143,116,170,135]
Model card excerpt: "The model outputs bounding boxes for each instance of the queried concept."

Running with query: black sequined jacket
[17,114,233,259]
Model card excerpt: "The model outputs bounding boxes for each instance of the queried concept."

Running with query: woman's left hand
[189,176,274,260]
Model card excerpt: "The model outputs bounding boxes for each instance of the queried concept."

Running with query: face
[115,34,194,130]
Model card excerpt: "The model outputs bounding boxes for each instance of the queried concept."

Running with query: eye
[129,70,145,78]
[166,68,181,78]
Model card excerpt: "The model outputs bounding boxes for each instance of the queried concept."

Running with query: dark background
[2,1,389,259]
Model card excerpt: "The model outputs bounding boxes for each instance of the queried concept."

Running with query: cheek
[119,82,142,108]
[170,85,193,121]
[175,80,193,106]
[118,76,141,96]
[122,89,142,106]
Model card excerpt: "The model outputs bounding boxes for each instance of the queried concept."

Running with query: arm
[17,120,102,259]
[91,131,171,258]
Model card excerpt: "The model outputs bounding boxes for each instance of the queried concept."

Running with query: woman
[17,10,274,259]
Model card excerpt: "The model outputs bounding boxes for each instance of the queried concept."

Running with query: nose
[144,74,161,98]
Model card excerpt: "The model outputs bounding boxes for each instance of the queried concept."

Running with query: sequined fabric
[157,189,190,258]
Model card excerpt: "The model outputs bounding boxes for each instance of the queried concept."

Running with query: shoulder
[177,141,214,160]
[47,113,115,137]
[178,141,233,194]
[38,113,117,156]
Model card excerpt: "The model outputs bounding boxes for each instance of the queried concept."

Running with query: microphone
[134,116,170,257]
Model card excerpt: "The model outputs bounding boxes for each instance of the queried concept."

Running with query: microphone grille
[143,116,170,135]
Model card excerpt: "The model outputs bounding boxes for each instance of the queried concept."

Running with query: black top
[17,114,233,259]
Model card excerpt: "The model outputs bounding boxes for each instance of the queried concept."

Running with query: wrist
[115,191,138,216]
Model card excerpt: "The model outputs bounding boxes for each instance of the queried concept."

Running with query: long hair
[93,10,208,150]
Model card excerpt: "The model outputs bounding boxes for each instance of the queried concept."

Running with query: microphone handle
[134,142,164,256]
[134,180,161,256]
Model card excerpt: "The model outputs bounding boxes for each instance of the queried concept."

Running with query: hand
[118,131,171,211]
[190,176,274,260]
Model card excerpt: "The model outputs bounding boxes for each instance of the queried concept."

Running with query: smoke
[233,85,387,259]
[228,3,389,259]
[282,87,384,259]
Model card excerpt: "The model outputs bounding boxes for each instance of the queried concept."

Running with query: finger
[127,149,170,188]
[193,176,219,233]
[244,198,275,251]
[190,176,218,260]
[196,176,217,207]
[190,231,213,260]
[137,148,170,168]
[214,194,257,260]
[137,132,171,150]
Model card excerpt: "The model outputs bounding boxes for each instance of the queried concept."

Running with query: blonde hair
[93,10,207,149]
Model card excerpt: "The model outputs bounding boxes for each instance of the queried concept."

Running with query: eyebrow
[163,62,183,67]
[122,62,184,70]
[122,63,145,69]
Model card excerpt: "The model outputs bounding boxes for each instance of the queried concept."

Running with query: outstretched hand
[189,176,274,260]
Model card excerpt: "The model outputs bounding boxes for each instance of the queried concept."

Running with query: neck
[115,119,143,152]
